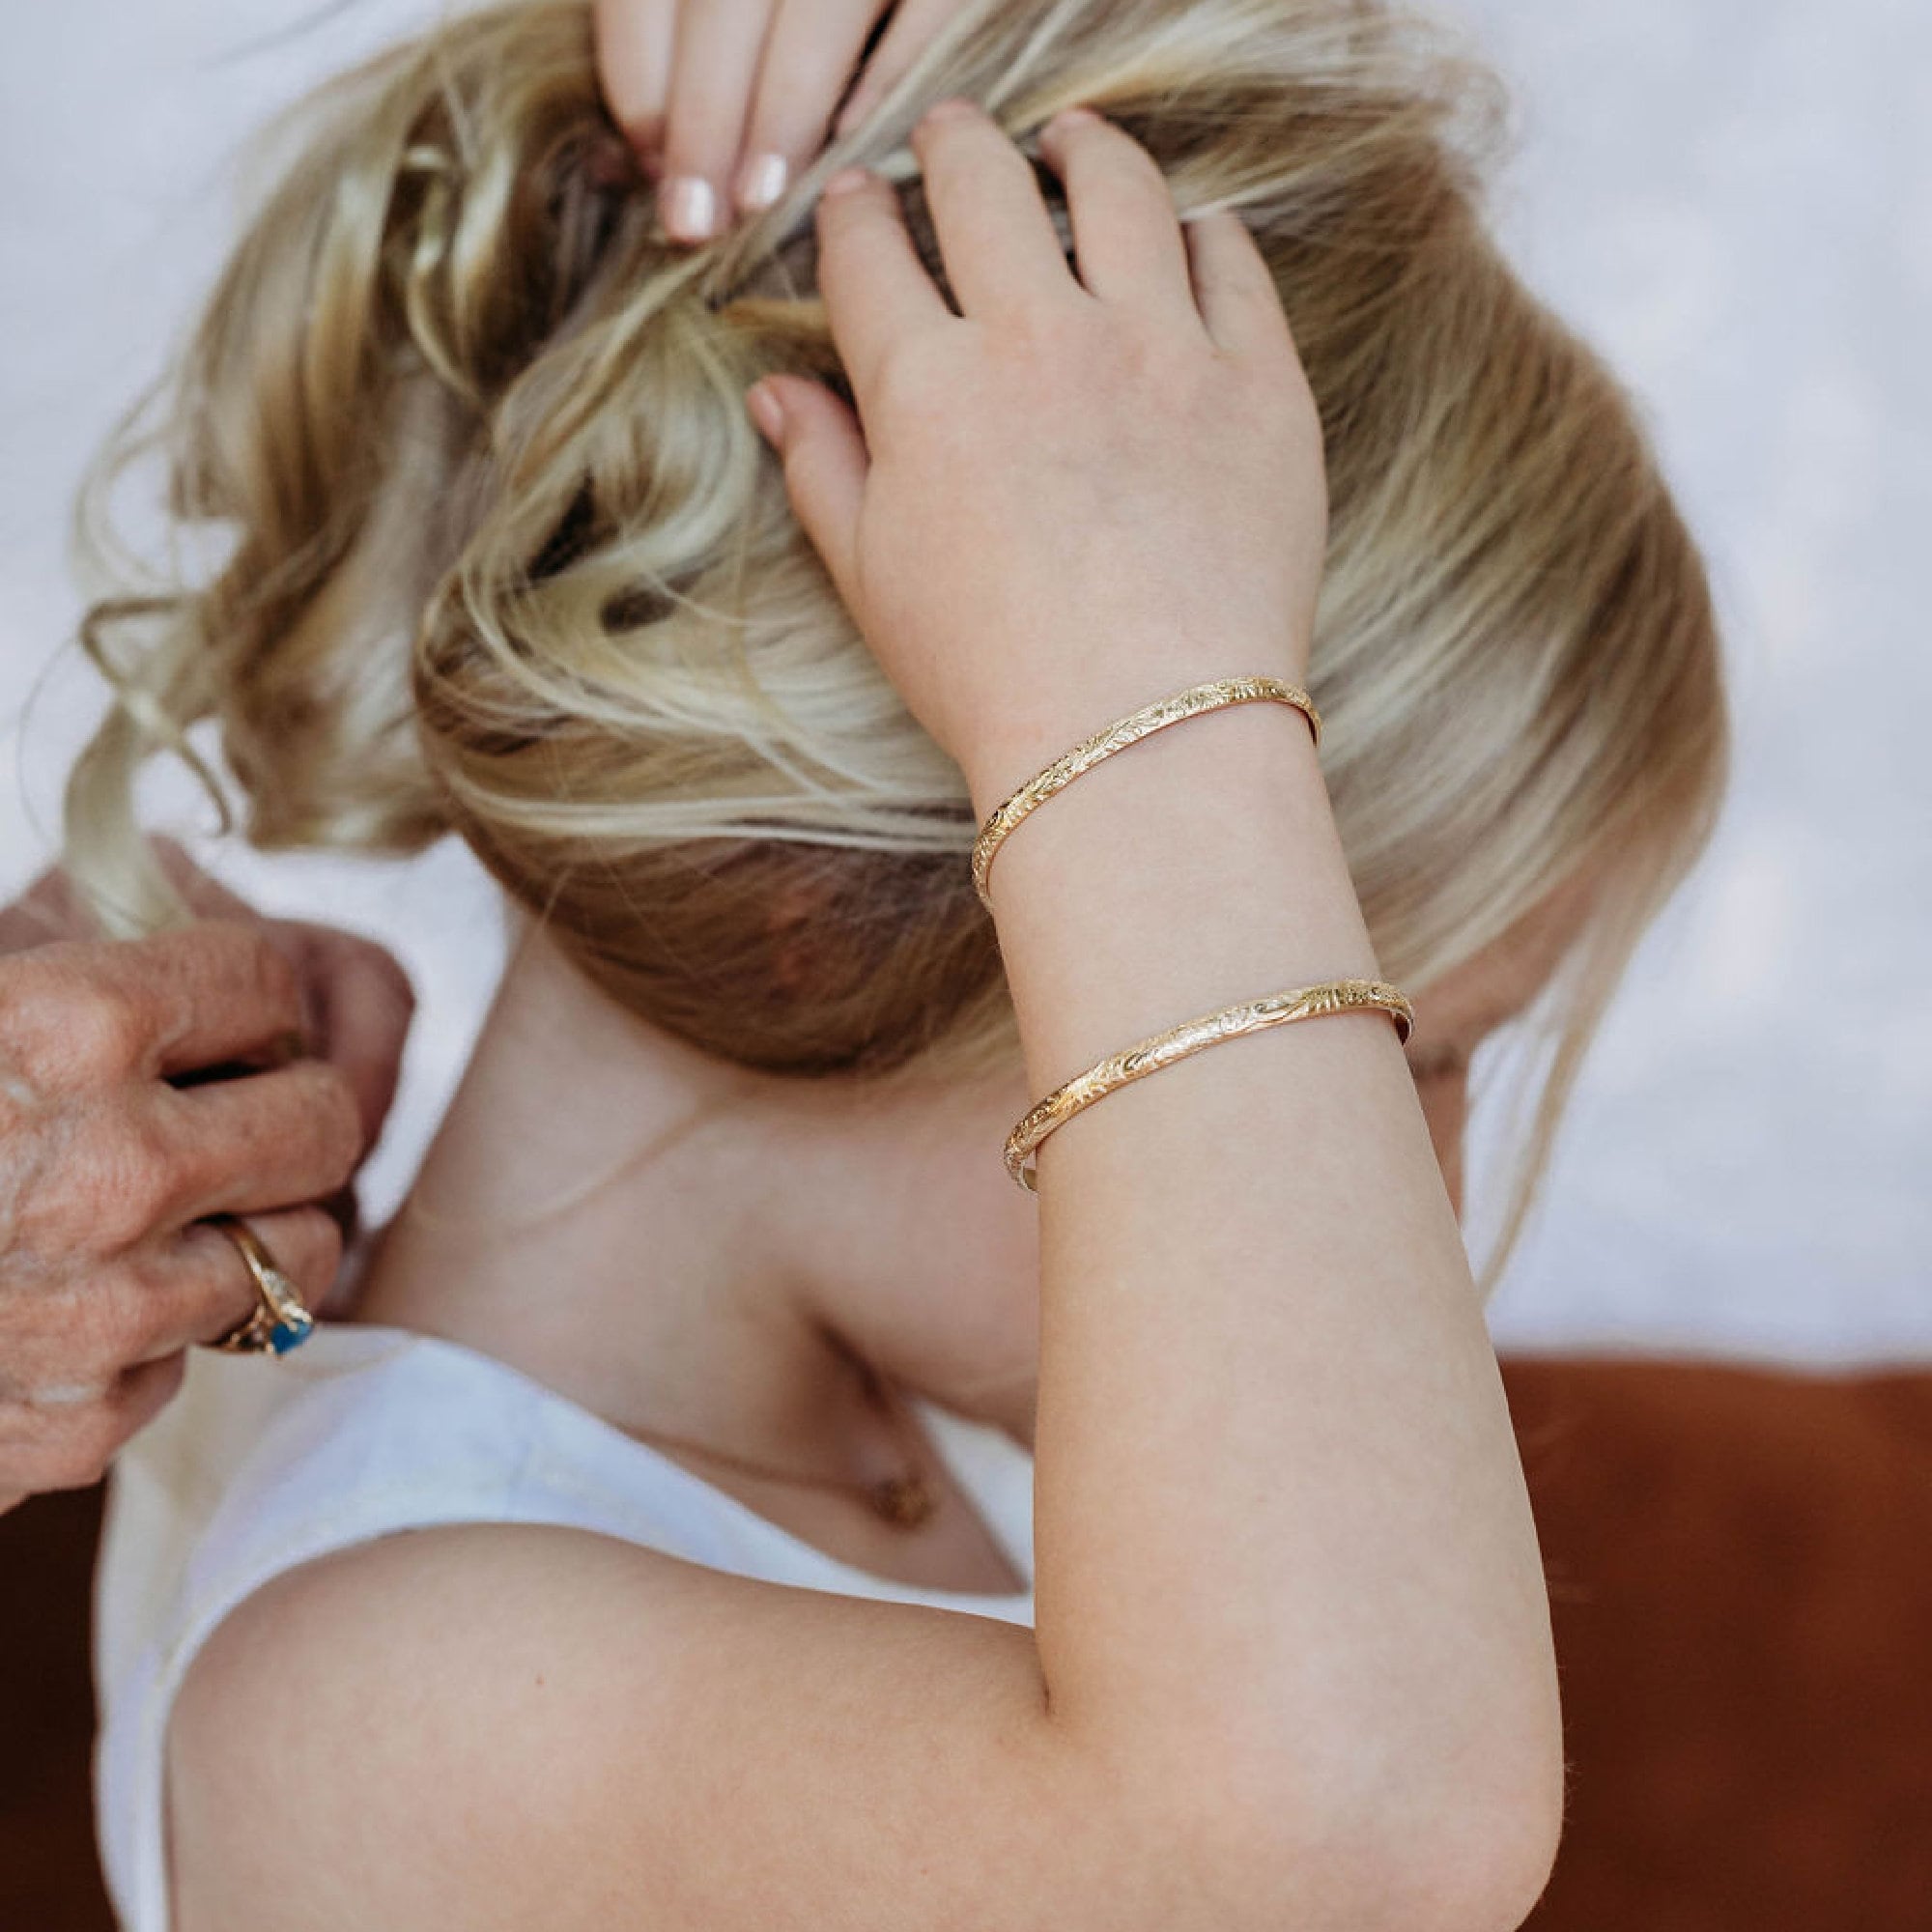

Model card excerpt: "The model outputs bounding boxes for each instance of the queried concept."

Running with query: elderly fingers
[14,1060,362,1262]
[0,923,304,1094]
[0,1352,185,1495]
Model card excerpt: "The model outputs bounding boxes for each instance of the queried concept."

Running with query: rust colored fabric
[0,1482,113,1932]
[1508,1359,1932,1930]
[1,1358,1927,1930]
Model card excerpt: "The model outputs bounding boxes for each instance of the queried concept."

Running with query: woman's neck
[354,918,1040,1499]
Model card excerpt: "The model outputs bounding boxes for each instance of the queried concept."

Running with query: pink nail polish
[736,152,789,213]
[821,165,872,198]
[660,175,718,242]
[746,381,785,443]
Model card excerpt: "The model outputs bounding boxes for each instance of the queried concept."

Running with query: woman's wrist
[959,644,1317,830]
[975,696,1379,1092]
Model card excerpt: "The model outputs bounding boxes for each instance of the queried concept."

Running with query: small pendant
[870,1474,938,1529]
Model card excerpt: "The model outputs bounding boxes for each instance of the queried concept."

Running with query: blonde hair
[64,0,1727,1283]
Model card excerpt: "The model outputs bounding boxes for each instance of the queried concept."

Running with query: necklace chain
[617,1363,939,1530]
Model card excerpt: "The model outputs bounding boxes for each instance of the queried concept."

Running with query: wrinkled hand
[742,101,1329,813]
[594,0,968,240]
[0,849,413,1513]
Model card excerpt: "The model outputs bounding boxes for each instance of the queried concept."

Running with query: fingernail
[747,380,786,444]
[821,165,872,198]
[659,175,718,242]
[736,152,789,213]
[919,98,977,128]
[1049,104,1100,131]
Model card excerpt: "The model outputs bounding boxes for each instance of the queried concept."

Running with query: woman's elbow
[1313,1736,1566,1932]
[1160,1723,1566,1932]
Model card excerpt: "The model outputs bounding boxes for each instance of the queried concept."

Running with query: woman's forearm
[977,694,1563,1905]
[753,97,1563,1919]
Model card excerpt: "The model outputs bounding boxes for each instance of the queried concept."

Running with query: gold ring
[206,1215,317,1356]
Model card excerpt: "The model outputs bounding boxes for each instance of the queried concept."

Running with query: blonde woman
[74,1,1726,1926]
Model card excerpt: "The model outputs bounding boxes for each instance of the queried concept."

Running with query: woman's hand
[0,853,413,1514]
[742,101,1328,813]
[594,0,969,241]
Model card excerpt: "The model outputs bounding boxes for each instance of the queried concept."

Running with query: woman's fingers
[1183,207,1299,365]
[656,0,781,241]
[0,1352,186,1498]
[151,1208,346,1353]
[2,922,306,1088]
[813,167,951,398]
[0,1204,342,1491]
[593,0,676,172]
[259,920,415,1147]
[1035,108,1199,325]
[735,0,893,216]
[747,377,869,612]
[0,1195,336,1502]
[594,0,968,238]
[139,1062,365,1235]
[834,0,964,138]
[908,100,1073,318]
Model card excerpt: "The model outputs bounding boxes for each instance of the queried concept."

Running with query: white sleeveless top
[92,1324,1037,1932]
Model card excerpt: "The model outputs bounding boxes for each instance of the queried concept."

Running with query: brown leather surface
[1,1358,1927,1930]
[1507,1358,1932,1929]
[0,1482,112,1932]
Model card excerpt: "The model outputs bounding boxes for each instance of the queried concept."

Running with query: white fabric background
[3,1,1926,1361]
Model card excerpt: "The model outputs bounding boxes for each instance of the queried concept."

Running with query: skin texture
[594,0,971,238]
[168,104,1567,1932]
[355,867,1593,1588]
[0,848,413,1514]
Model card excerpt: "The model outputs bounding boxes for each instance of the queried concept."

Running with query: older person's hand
[594,0,968,242]
[0,851,413,1514]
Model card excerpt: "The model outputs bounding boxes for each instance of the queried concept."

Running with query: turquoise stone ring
[205,1215,319,1357]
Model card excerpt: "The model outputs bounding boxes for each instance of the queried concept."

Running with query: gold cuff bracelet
[970,674,1321,910]
[1004,978,1414,1192]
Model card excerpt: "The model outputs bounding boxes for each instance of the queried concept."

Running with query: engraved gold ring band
[206,1214,317,1356]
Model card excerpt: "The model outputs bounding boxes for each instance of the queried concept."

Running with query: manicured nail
[659,175,718,242]
[1050,104,1100,131]
[736,152,789,213]
[821,165,872,198]
[746,381,785,444]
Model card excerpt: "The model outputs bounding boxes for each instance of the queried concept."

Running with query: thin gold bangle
[1004,978,1413,1193]
[971,675,1321,910]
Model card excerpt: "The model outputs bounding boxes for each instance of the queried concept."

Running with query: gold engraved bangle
[971,675,1321,911]
[1003,978,1413,1193]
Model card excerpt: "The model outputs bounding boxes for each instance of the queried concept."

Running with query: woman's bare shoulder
[164,1522,1222,1932]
